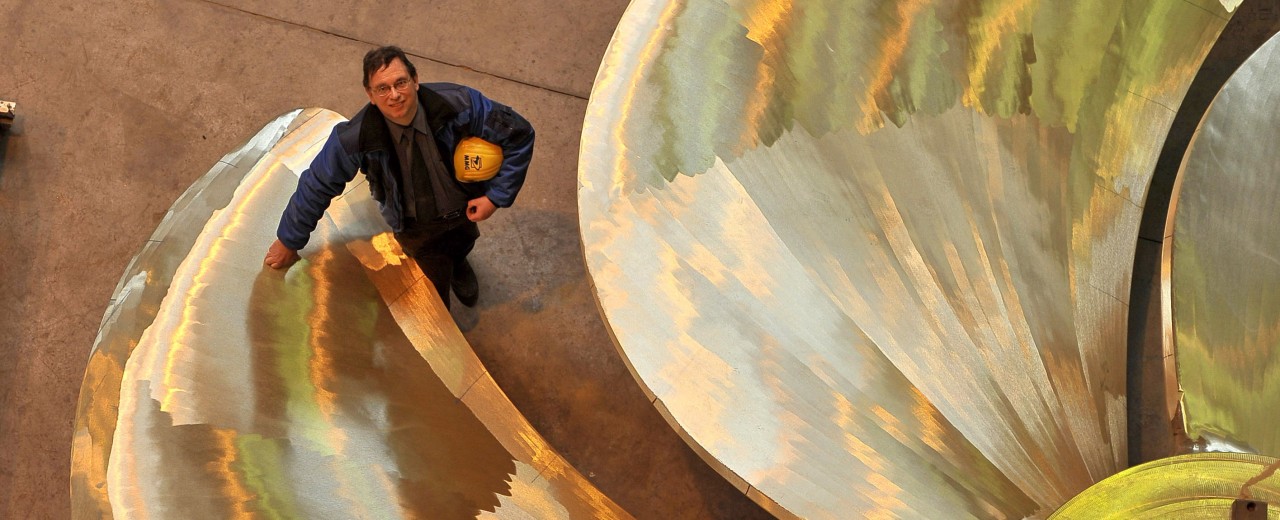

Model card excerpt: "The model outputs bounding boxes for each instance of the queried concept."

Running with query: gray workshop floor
[0,0,770,517]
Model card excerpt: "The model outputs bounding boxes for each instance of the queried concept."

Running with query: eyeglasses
[371,78,413,98]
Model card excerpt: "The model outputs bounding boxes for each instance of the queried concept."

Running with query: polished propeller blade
[1166,30,1280,459]
[578,1,1233,517]
[72,108,629,519]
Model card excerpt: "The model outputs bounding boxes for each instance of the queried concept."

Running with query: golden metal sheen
[1166,31,1280,457]
[1050,453,1280,519]
[71,109,629,519]
[578,0,1231,517]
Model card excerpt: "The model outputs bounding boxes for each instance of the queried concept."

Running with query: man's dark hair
[362,46,417,88]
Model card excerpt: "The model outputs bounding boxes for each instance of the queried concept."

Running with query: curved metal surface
[71,109,629,519]
[1166,31,1280,457]
[1050,453,1280,519]
[579,0,1231,517]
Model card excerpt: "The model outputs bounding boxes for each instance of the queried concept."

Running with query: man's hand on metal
[467,195,497,222]
[264,239,301,269]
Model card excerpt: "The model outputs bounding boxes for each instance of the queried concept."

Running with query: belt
[434,209,465,222]
[401,209,465,233]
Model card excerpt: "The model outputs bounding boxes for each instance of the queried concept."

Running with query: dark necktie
[405,131,437,222]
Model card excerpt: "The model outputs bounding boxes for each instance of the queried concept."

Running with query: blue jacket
[276,82,535,250]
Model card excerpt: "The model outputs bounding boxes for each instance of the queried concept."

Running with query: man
[264,46,534,310]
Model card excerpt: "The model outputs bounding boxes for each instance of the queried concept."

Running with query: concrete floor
[5,0,1280,518]
[0,0,769,517]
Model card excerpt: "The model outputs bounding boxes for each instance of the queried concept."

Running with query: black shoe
[452,258,479,307]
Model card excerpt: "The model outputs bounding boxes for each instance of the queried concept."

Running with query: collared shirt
[385,105,468,222]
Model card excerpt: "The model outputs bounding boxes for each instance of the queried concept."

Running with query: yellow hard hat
[453,137,503,183]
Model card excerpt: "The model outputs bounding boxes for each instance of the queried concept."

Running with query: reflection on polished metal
[1050,453,1280,519]
[1166,31,1280,458]
[579,0,1231,517]
[0,99,14,131]
[71,109,629,519]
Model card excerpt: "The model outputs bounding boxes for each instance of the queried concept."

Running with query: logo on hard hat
[454,137,502,182]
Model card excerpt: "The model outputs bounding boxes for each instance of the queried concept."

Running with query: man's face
[366,58,418,125]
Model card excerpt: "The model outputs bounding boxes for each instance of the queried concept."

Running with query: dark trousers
[395,214,479,309]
